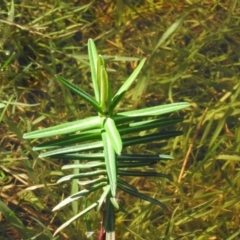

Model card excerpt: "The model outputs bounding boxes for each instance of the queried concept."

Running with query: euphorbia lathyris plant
[23,39,190,239]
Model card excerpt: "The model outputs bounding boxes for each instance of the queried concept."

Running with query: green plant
[23,39,190,239]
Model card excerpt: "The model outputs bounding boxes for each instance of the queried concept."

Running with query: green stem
[104,194,115,240]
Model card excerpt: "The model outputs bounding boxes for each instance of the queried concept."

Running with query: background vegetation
[0,0,240,239]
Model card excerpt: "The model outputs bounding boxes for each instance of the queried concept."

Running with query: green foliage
[0,200,31,239]
[2,0,240,239]
[23,39,190,237]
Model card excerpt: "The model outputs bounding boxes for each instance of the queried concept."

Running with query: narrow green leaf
[62,161,105,169]
[52,153,104,160]
[0,200,31,239]
[33,130,101,150]
[97,55,110,114]
[118,170,171,179]
[102,131,117,197]
[119,117,183,135]
[226,230,240,240]
[118,181,167,210]
[74,182,107,198]
[104,117,122,155]
[56,76,103,113]
[71,159,79,215]
[117,178,138,193]
[110,58,146,111]
[151,15,186,56]
[129,117,183,127]
[208,107,234,149]
[39,141,103,158]
[118,154,173,161]
[53,183,106,211]
[97,185,111,211]
[57,170,107,183]
[117,153,173,167]
[1,100,39,107]
[113,102,190,119]
[28,216,53,239]
[53,202,98,236]
[100,65,109,114]
[117,161,159,168]
[1,52,16,70]
[123,131,183,147]
[110,197,119,210]
[23,116,102,139]
[0,95,14,123]
[216,154,240,161]
[78,177,107,186]
[97,55,105,89]
[88,39,99,101]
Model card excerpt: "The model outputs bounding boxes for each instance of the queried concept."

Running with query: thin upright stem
[104,194,115,240]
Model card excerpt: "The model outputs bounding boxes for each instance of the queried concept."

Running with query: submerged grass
[1,0,240,239]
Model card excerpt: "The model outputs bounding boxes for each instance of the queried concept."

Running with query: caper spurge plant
[23,39,190,239]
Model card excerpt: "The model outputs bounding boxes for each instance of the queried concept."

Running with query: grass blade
[152,15,186,56]
[0,200,31,239]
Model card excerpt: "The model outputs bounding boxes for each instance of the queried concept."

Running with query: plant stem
[104,194,115,240]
